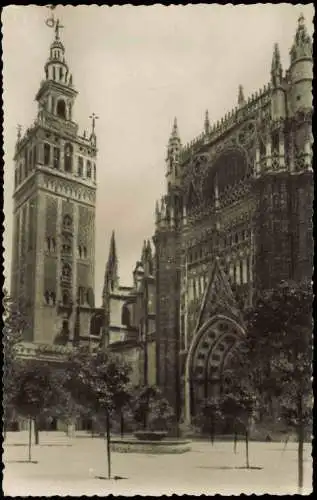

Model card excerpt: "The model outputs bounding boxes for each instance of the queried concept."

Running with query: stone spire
[238,85,245,107]
[102,230,119,296]
[89,113,99,148]
[146,239,153,276]
[155,200,160,223]
[290,13,312,63]
[166,117,182,188]
[271,43,283,87]
[15,124,22,151]
[171,117,179,139]
[168,117,181,152]
[141,240,147,263]
[204,110,210,134]
[141,239,154,276]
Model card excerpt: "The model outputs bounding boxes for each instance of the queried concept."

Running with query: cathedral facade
[152,15,313,421]
[106,15,313,423]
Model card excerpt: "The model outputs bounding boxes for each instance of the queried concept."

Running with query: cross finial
[17,124,22,142]
[89,113,99,134]
[298,12,305,27]
[45,6,64,41]
[54,19,64,40]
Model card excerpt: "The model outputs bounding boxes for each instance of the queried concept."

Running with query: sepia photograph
[2,3,314,496]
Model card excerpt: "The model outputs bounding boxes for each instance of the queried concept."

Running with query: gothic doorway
[182,257,246,423]
[184,314,244,422]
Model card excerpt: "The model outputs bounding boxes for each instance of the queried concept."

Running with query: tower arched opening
[57,98,66,119]
[64,143,73,173]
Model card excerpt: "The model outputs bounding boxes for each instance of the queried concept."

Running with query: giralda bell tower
[11,16,97,345]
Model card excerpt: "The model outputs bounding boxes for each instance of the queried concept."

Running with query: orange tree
[10,361,60,461]
[225,280,312,486]
[2,291,29,436]
[64,346,131,479]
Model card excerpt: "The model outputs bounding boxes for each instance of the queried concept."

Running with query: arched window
[44,291,50,305]
[57,99,66,119]
[53,147,60,169]
[77,156,83,177]
[62,235,72,255]
[50,292,56,306]
[272,131,279,153]
[260,138,266,157]
[64,143,73,173]
[29,150,32,172]
[59,67,63,81]
[86,160,92,178]
[33,145,37,169]
[53,67,56,81]
[63,214,72,230]
[44,143,51,166]
[272,194,279,209]
[121,305,131,327]
[62,263,72,280]
[93,163,96,181]
[62,292,70,306]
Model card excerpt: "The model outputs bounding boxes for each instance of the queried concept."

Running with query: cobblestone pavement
[3,432,313,496]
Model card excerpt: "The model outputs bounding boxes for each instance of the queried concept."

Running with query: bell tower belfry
[11,16,97,345]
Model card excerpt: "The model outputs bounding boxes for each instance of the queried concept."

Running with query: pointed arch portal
[183,258,246,423]
[184,314,244,422]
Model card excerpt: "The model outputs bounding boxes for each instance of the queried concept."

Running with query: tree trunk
[120,411,124,439]
[143,397,149,430]
[34,418,39,445]
[28,418,32,462]
[245,428,250,469]
[105,411,111,480]
[210,417,215,446]
[91,420,94,438]
[66,419,75,437]
[234,428,238,454]
[297,394,304,492]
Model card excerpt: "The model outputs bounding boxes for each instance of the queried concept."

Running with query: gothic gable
[194,257,243,334]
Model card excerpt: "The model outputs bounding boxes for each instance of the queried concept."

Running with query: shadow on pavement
[95,475,128,481]
[197,466,263,470]
[5,460,39,464]
[5,443,73,447]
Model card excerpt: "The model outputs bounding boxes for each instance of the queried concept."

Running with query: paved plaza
[3,431,313,496]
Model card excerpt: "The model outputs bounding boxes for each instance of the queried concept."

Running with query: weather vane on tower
[45,5,64,40]
[89,113,99,135]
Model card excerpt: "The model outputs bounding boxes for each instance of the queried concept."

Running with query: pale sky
[2,4,314,305]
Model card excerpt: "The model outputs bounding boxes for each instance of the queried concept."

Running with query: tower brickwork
[11,20,97,345]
